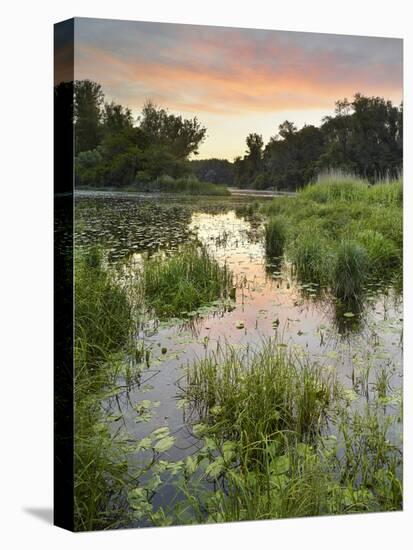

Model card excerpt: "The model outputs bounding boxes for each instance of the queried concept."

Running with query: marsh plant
[263,176,402,301]
[74,248,142,530]
[142,242,233,318]
[265,216,288,258]
[163,339,403,524]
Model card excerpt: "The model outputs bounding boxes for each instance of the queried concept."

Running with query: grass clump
[143,243,232,318]
[167,339,402,524]
[75,247,134,367]
[74,248,138,531]
[184,340,336,452]
[356,229,401,277]
[301,173,370,203]
[291,234,331,285]
[332,240,367,301]
[265,216,288,258]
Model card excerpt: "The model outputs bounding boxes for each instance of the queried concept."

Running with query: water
[75,190,403,524]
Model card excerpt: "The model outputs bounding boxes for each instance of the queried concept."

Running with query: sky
[71,18,403,160]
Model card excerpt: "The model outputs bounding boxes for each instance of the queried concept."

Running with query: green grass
[142,243,233,318]
[265,216,288,258]
[161,339,402,524]
[263,176,402,299]
[333,240,368,301]
[290,233,331,285]
[184,340,336,449]
[75,247,135,367]
[74,248,139,531]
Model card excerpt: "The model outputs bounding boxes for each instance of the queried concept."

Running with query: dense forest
[56,80,402,191]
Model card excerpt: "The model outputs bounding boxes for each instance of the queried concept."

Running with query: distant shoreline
[75,186,294,199]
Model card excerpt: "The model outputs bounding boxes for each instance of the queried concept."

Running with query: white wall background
[0,1,411,548]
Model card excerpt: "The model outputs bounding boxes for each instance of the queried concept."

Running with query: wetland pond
[75,190,403,526]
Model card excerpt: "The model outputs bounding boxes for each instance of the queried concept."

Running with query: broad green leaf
[154,435,175,453]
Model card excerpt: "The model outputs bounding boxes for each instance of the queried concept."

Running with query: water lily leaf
[151,427,170,439]
[128,487,152,519]
[134,436,152,452]
[154,435,175,453]
[185,455,198,476]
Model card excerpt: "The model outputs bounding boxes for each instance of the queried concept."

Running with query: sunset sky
[73,18,403,160]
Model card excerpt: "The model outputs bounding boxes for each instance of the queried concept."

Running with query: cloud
[72,18,402,157]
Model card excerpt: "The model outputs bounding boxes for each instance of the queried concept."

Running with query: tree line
[195,95,402,190]
[55,80,402,190]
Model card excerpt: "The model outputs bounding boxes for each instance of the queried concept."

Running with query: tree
[139,101,207,159]
[74,80,104,154]
[102,102,133,135]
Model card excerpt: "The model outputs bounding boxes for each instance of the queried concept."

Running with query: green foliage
[72,81,207,188]
[265,216,288,257]
[74,248,138,530]
[133,175,230,196]
[230,94,402,191]
[172,339,402,523]
[291,234,331,285]
[75,248,134,366]
[301,173,370,203]
[139,100,207,159]
[74,80,104,155]
[356,229,401,277]
[184,340,335,449]
[190,158,235,185]
[332,240,368,301]
[263,177,402,296]
[142,243,232,318]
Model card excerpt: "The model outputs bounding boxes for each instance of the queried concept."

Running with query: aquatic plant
[75,247,135,367]
[356,229,401,277]
[142,243,232,318]
[291,233,331,285]
[265,216,288,258]
[161,338,402,524]
[332,240,368,301]
[184,339,336,451]
[74,248,141,530]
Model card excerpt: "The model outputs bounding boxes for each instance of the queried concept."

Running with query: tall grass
[75,247,134,367]
[142,243,233,318]
[290,234,331,285]
[333,240,367,301]
[184,340,336,453]
[265,216,288,258]
[263,176,402,298]
[74,248,137,531]
[167,338,402,523]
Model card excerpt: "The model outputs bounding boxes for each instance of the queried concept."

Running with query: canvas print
[54,17,403,531]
